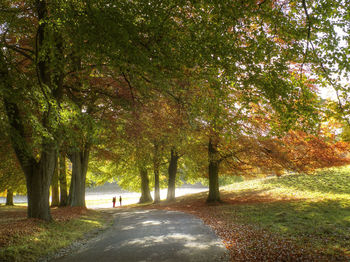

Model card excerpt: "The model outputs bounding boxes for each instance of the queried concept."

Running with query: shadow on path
[53,208,229,262]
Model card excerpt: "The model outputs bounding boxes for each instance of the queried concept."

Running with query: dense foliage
[0,0,349,219]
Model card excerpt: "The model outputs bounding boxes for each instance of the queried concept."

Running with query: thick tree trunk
[6,189,14,206]
[59,153,68,206]
[26,147,56,220]
[4,99,56,221]
[166,149,179,202]
[139,167,153,203]
[68,147,90,207]
[51,158,59,207]
[207,137,221,202]
[153,143,160,203]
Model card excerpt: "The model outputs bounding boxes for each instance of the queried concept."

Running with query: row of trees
[0,0,349,221]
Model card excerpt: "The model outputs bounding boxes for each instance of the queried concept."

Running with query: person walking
[112,196,116,208]
[119,195,122,206]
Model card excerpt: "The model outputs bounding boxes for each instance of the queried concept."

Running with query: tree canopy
[0,0,349,220]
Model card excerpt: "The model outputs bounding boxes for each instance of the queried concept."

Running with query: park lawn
[221,166,350,256]
[149,166,350,261]
[0,206,110,262]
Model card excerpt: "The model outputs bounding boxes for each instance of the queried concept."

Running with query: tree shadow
[55,209,229,262]
[222,198,350,257]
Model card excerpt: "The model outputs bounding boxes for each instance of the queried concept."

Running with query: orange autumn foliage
[281,130,350,172]
[218,130,350,177]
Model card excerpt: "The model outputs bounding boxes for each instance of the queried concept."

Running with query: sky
[319,86,337,100]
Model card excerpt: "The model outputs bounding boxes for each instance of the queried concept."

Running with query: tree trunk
[51,158,59,207]
[26,147,56,220]
[4,99,56,221]
[139,167,153,203]
[153,143,160,203]
[59,152,68,206]
[207,137,221,202]
[68,147,90,207]
[154,167,160,203]
[166,148,179,201]
[6,189,14,206]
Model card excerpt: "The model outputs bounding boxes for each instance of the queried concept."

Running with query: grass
[0,207,110,262]
[222,199,350,254]
[220,166,350,257]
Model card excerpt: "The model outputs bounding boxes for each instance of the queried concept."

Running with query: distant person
[112,196,116,208]
[119,195,122,206]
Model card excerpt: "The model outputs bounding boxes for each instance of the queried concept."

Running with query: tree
[177,1,324,202]
[166,148,180,201]
[152,142,161,203]
[51,160,59,207]
[281,130,350,172]
[0,150,26,206]
[0,1,71,220]
[138,166,153,203]
[0,103,26,205]
[58,152,68,206]
[296,0,350,126]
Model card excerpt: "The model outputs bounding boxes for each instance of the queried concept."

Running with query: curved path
[54,208,229,262]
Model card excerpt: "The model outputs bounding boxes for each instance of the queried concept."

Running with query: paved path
[54,208,229,262]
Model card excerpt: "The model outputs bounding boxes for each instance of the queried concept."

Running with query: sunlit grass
[0,205,26,210]
[0,203,27,208]
[0,210,108,262]
[222,166,350,202]
[221,166,350,257]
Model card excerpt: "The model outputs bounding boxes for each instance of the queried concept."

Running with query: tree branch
[300,0,311,77]
[122,71,136,102]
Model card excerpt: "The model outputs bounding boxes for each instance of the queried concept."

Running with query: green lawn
[221,166,350,257]
[0,208,110,262]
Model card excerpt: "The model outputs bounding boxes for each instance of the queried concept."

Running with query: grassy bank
[221,166,350,256]
[0,207,110,262]
[149,166,350,261]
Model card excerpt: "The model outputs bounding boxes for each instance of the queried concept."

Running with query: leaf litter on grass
[0,206,88,248]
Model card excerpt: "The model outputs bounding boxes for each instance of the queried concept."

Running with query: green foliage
[299,0,350,126]
[340,124,350,142]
